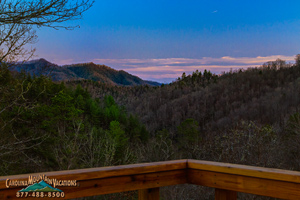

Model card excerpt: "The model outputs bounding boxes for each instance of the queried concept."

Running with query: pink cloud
[53,55,296,82]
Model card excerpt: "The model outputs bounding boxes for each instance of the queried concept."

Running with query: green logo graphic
[18,180,62,192]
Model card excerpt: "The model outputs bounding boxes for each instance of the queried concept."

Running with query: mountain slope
[64,62,156,86]
[14,59,161,86]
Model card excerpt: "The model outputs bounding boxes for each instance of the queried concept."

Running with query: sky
[34,0,300,83]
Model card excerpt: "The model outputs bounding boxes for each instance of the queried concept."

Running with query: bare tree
[0,0,94,63]
[0,23,37,63]
[0,0,94,113]
[0,0,93,27]
[0,0,94,170]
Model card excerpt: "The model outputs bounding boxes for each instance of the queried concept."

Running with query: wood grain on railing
[0,159,300,200]
[0,160,187,199]
[188,159,300,199]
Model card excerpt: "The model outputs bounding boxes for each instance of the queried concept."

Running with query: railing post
[215,188,237,200]
[138,187,160,200]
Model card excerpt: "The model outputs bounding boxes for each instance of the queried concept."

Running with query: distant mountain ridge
[14,58,161,86]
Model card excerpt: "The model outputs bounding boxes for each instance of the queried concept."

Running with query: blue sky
[35,0,300,83]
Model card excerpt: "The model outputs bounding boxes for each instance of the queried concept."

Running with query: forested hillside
[0,63,149,176]
[72,55,300,172]
[2,56,300,199]
[130,58,300,136]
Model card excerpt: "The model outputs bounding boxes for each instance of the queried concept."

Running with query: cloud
[57,55,296,83]
[212,10,218,13]
[220,55,295,64]
[50,58,75,65]
[93,55,295,67]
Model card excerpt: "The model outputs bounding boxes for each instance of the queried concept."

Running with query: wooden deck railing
[1,159,300,199]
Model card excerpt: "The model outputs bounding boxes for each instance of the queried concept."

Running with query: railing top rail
[2,159,300,187]
[0,160,187,190]
[1,159,300,199]
[188,159,300,184]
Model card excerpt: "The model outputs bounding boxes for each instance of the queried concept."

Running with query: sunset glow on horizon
[34,0,300,83]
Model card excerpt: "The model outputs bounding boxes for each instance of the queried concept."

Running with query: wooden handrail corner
[0,159,300,199]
